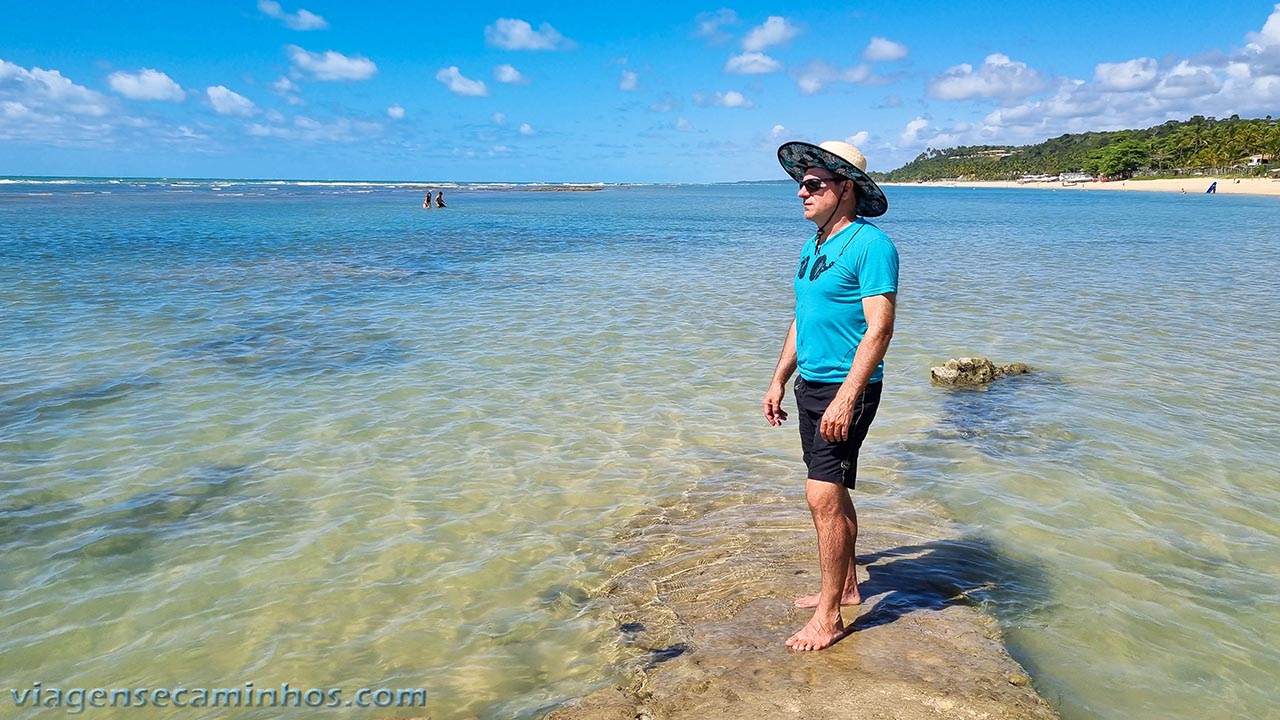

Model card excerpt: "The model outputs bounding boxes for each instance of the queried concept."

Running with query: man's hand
[819,393,856,441]
[763,383,788,426]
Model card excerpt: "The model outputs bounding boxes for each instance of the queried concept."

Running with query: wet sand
[885,176,1280,197]
[545,490,1059,720]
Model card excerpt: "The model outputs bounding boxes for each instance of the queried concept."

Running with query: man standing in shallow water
[763,140,899,651]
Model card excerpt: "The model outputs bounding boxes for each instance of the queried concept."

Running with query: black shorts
[795,377,882,488]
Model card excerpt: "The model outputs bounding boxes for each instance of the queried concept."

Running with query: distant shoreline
[0,177,612,192]
[883,176,1280,198]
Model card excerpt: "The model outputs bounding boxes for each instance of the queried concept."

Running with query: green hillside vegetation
[876,115,1280,182]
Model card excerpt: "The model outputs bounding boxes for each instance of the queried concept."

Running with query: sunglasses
[799,177,845,192]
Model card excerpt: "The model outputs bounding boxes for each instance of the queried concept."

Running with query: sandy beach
[885,176,1280,197]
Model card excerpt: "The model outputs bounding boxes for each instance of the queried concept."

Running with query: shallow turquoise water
[1,180,1277,719]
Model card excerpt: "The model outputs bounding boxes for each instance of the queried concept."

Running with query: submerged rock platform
[930,357,1032,388]
[543,494,1059,720]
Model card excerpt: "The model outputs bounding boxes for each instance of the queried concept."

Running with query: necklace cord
[816,179,850,245]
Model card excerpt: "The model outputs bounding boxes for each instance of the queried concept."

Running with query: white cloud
[0,94,120,147]
[1216,61,1280,112]
[492,111,507,125]
[894,6,1280,154]
[895,117,978,152]
[435,66,488,96]
[1152,61,1223,99]
[485,18,572,50]
[980,73,1215,141]
[258,0,328,30]
[270,75,303,105]
[1243,43,1280,75]
[985,79,1204,143]
[742,16,799,52]
[928,53,1043,100]
[246,115,381,142]
[675,117,693,131]
[387,104,405,120]
[695,9,739,40]
[619,70,638,91]
[900,117,930,145]
[845,131,870,147]
[108,69,184,101]
[770,124,788,141]
[286,45,377,81]
[491,145,512,155]
[725,52,781,74]
[714,90,752,108]
[1242,5,1280,75]
[1094,58,1159,92]
[1247,3,1280,47]
[796,68,825,95]
[794,61,875,95]
[2,101,35,121]
[863,37,908,62]
[984,80,1103,128]
[519,122,535,136]
[1235,71,1280,108]
[0,59,111,117]
[206,86,257,116]
[494,64,526,84]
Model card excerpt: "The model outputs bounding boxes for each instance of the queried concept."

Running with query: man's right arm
[763,320,798,426]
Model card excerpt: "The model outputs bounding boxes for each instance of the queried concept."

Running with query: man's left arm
[818,292,896,442]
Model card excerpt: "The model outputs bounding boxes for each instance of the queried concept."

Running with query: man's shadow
[850,535,1050,631]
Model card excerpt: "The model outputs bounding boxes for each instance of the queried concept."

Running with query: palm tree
[1149,138,1172,172]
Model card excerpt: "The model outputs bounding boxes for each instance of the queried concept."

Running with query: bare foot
[794,587,861,608]
[785,614,847,651]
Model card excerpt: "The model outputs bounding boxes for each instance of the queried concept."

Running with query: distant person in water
[764,140,898,652]
[435,191,446,208]
[423,191,432,209]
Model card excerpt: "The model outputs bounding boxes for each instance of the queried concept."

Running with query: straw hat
[777,140,888,218]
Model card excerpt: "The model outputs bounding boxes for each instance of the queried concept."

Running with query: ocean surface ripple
[1,181,1277,720]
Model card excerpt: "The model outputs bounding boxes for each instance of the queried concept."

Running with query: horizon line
[0,174,791,186]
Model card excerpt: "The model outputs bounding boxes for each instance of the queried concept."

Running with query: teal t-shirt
[793,219,899,384]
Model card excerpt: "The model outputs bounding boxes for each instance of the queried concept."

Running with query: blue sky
[3,1,1280,182]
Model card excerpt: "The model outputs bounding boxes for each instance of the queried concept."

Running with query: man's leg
[786,479,854,651]
[793,489,861,608]
[793,382,880,609]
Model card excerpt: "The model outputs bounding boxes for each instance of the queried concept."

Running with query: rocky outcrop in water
[543,496,1060,720]
[930,357,1032,388]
